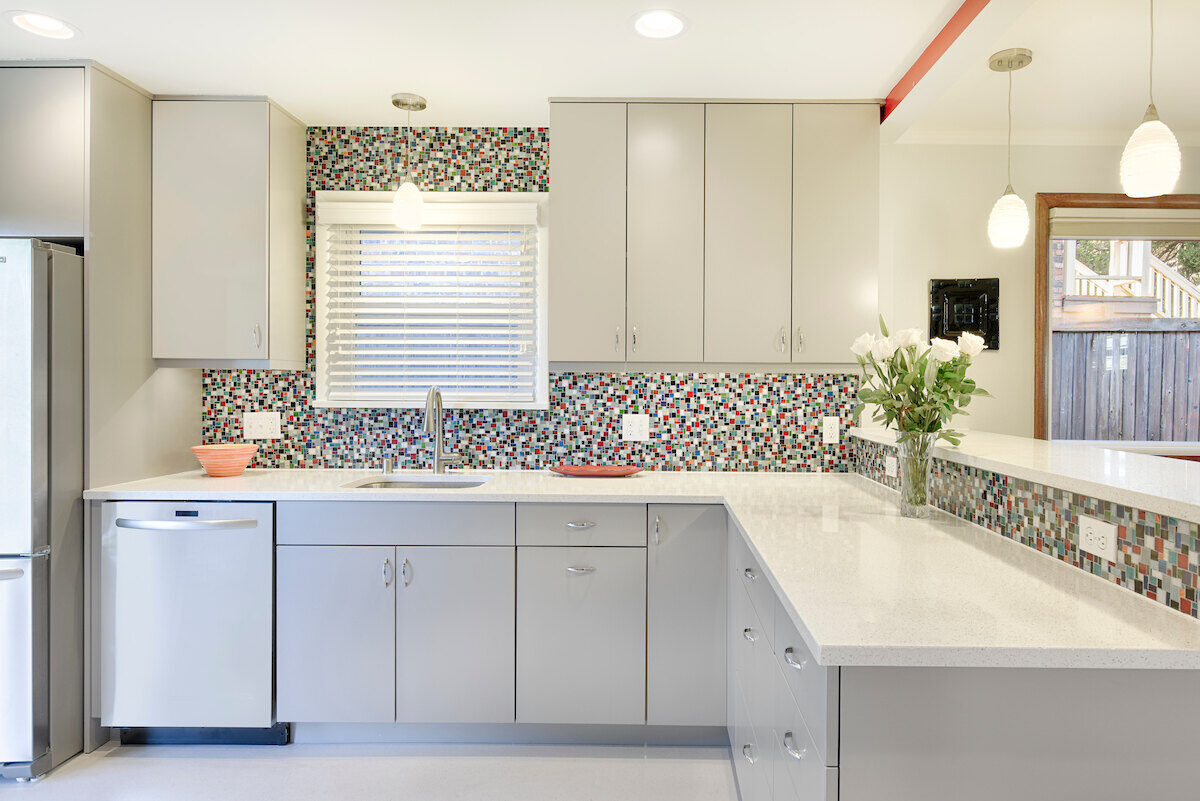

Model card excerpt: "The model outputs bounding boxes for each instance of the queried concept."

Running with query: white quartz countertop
[852,427,1200,522]
[85,468,1200,670]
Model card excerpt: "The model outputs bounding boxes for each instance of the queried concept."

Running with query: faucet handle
[382,458,394,474]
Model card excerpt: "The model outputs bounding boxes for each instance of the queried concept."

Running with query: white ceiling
[0,0,961,126]
[900,0,1200,145]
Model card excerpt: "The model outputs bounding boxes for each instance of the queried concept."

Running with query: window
[314,191,548,409]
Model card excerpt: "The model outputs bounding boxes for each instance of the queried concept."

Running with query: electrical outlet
[243,411,282,440]
[884,455,898,478]
[822,416,840,445]
[1078,515,1118,563]
[621,413,650,442]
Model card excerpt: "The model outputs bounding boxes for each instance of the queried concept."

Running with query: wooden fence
[1051,325,1200,441]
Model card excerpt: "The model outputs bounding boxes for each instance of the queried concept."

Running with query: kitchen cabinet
[646,504,726,726]
[395,546,515,723]
[152,98,305,368]
[276,545,396,723]
[548,102,627,362]
[792,104,879,363]
[704,104,793,363]
[626,103,705,362]
[516,545,647,724]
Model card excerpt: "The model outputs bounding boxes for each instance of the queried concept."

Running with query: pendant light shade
[987,186,1030,249]
[1121,0,1180,198]
[392,180,423,230]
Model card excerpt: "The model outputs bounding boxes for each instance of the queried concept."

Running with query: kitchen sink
[342,475,491,490]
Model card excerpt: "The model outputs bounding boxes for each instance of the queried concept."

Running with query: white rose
[892,328,925,349]
[957,331,987,357]
[850,332,875,358]
[870,336,896,361]
[929,337,962,363]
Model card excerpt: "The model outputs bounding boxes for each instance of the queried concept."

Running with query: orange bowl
[191,444,259,477]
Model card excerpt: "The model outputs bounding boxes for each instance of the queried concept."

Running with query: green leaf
[878,315,890,338]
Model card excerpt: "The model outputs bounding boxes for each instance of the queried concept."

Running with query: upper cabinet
[152,98,305,368]
[549,99,880,365]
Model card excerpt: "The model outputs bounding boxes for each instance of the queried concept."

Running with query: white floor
[0,743,738,801]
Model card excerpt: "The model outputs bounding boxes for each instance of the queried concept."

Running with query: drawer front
[732,529,774,647]
[731,683,770,801]
[774,597,839,766]
[516,503,646,546]
[773,659,836,801]
[277,502,514,546]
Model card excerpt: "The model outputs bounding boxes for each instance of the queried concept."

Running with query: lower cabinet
[516,545,646,724]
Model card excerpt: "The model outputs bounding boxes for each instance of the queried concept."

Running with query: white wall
[880,142,1200,437]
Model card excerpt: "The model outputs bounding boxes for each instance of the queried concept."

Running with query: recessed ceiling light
[6,10,78,39]
[632,9,686,39]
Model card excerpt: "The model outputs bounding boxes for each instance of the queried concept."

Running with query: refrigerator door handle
[0,568,24,581]
[114,518,259,532]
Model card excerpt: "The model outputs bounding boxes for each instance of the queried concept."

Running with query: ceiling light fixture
[1120,0,1180,198]
[986,48,1033,249]
[390,92,427,231]
[5,9,77,39]
[632,9,686,39]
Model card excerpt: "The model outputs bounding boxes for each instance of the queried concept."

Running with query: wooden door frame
[1034,193,1200,439]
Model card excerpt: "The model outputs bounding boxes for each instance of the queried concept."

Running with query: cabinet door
[792,104,879,363]
[152,99,269,360]
[516,546,646,724]
[396,547,515,723]
[626,103,704,362]
[276,545,396,722]
[647,505,726,725]
[704,104,793,363]
[549,102,627,361]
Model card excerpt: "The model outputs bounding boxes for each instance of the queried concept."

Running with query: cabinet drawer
[731,682,770,801]
[732,528,773,646]
[516,503,645,546]
[773,659,838,801]
[277,502,514,546]
[774,597,839,766]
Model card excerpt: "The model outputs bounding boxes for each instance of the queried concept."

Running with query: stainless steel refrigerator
[0,239,83,780]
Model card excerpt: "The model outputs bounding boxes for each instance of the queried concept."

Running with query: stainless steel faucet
[422,386,463,474]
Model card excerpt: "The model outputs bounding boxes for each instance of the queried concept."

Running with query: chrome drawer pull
[401,558,413,587]
[382,558,393,588]
[566,521,596,530]
[742,744,757,764]
[743,568,758,582]
[784,647,808,671]
[742,627,758,643]
[115,518,258,531]
[566,566,596,574]
[653,514,662,545]
[783,732,807,761]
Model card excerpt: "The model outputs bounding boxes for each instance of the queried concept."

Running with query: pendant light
[1120,0,1180,198]
[987,48,1033,249]
[391,92,427,230]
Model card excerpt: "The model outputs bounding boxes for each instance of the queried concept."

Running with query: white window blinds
[315,193,548,409]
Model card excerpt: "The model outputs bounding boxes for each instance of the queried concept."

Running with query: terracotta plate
[550,465,643,478]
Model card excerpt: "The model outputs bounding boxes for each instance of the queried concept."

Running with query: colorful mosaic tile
[201,126,859,473]
[852,437,1200,618]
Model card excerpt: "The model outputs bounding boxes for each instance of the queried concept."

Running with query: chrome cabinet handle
[743,567,758,582]
[778,326,788,353]
[794,328,805,353]
[653,514,662,546]
[742,744,757,764]
[614,327,621,353]
[783,731,807,761]
[0,568,25,581]
[631,326,638,353]
[566,521,596,530]
[383,558,393,588]
[566,566,596,574]
[252,323,263,349]
[115,518,258,531]
[784,647,808,671]
[742,627,758,643]
[400,557,412,587]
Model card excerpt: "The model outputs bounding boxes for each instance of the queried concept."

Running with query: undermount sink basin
[343,475,490,490]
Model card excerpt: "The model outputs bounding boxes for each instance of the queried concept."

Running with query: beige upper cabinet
[704,104,794,363]
[792,104,879,363]
[152,99,305,368]
[627,103,705,362]
[549,102,628,362]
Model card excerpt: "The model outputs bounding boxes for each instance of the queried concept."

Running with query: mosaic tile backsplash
[852,437,1200,618]
[201,126,858,471]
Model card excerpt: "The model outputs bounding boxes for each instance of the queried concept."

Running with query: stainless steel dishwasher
[99,501,273,728]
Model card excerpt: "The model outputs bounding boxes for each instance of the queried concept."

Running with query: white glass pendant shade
[392,180,423,230]
[987,186,1029,248]
[1121,105,1181,198]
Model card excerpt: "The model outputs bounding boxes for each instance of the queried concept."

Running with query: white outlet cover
[621,413,650,442]
[243,411,282,440]
[822,416,840,445]
[884,455,898,478]
[1078,515,1118,563]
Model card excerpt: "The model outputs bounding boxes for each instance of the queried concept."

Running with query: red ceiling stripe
[882,0,992,121]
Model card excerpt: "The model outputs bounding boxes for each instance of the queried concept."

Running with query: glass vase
[897,433,934,518]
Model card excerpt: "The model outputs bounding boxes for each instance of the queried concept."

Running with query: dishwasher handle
[115,518,260,531]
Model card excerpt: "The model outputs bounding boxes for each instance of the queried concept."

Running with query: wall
[879,142,1200,438]
[202,126,858,471]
